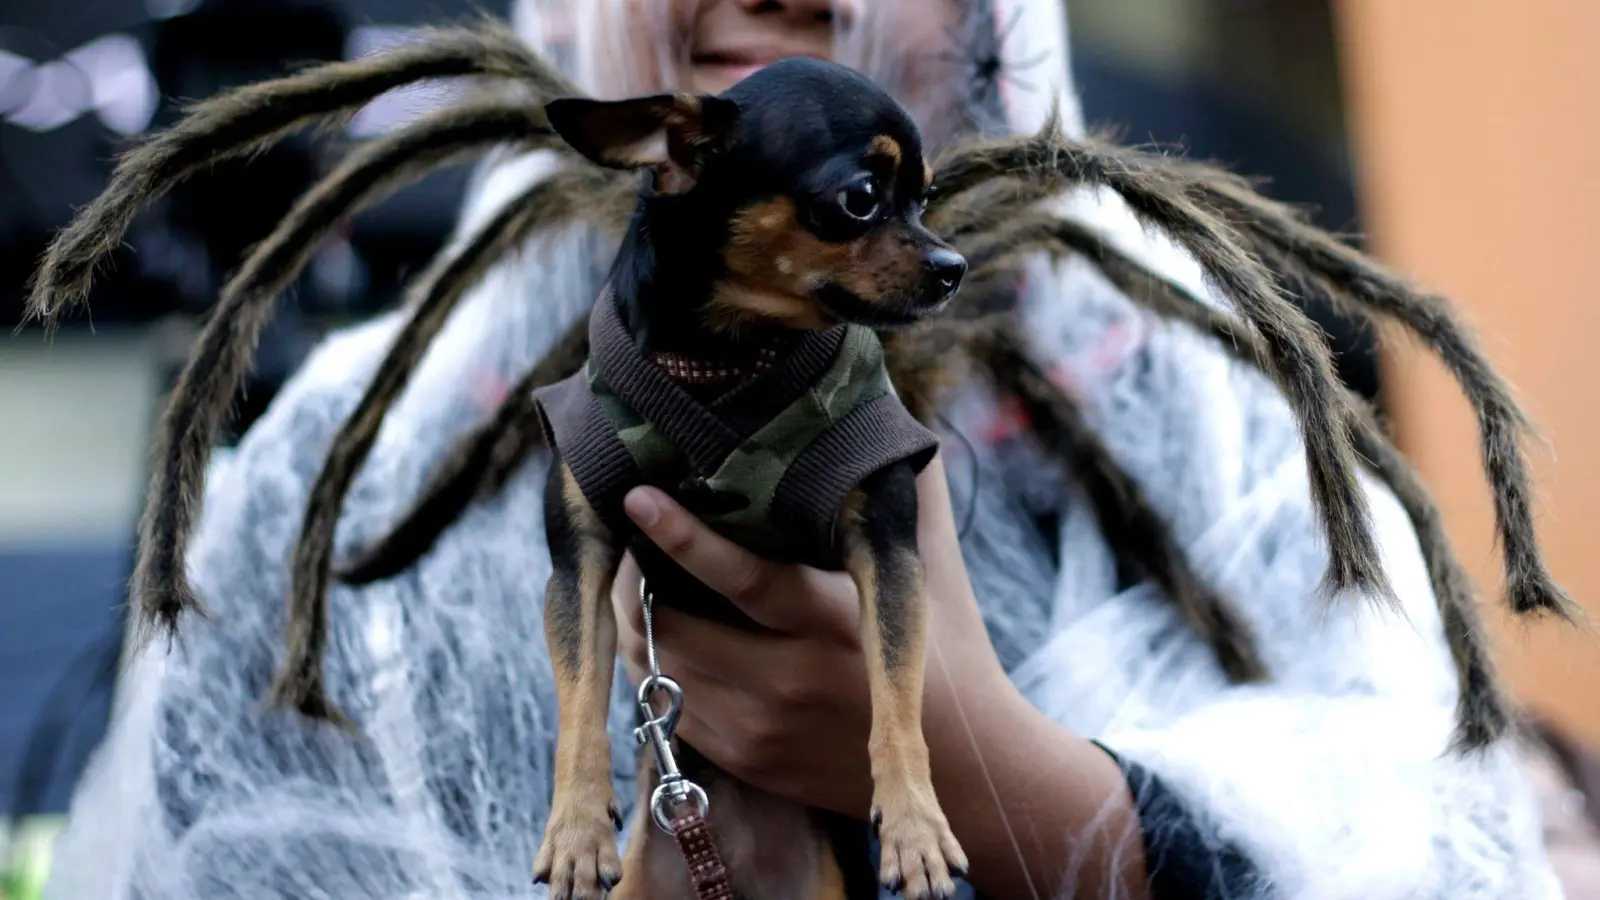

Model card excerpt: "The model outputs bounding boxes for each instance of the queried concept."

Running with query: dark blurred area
[0,0,1372,880]
[1,0,503,431]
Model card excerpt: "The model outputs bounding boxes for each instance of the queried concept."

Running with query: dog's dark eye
[836,178,879,221]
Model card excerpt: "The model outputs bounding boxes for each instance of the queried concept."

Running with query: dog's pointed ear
[545,94,741,194]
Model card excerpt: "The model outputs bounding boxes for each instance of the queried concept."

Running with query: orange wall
[1332,1,1600,745]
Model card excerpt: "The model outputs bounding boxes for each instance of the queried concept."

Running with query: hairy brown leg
[840,464,966,900]
[932,120,1390,601]
[24,19,577,328]
[1049,230,1511,747]
[534,462,624,899]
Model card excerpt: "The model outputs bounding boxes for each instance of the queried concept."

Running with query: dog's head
[547,57,964,332]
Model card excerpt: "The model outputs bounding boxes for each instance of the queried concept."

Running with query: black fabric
[1092,740,1264,900]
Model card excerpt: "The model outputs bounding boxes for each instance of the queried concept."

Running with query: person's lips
[691,44,825,86]
[695,59,766,85]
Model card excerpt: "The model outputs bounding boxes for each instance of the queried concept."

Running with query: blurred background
[0,0,1594,895]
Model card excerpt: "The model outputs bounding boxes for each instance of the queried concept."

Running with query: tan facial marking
[869,134,903,170]
[670,92,702,115]
[713,196,930,330]
[923,161,934,191]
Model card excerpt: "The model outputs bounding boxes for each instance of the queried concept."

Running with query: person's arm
[610,456,1157,898]
[925,678,1152,898]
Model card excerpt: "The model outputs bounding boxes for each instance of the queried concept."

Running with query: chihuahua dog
[531,57,968,900]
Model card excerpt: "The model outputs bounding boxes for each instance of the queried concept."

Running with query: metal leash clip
[633,579,710,834]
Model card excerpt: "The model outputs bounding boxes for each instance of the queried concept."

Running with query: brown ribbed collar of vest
[589,288,847,474]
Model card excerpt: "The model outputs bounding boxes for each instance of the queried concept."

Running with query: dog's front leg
[534,459,624,899]
[841,462,968,900]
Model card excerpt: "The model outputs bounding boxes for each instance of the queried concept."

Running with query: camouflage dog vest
[532,290,939,567]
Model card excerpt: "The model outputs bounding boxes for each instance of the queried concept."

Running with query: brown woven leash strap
[671,807,734,900]
[633,580,734,900]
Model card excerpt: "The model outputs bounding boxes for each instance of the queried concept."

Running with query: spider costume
[24,1,1572,898]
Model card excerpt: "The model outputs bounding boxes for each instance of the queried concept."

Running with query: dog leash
[634,579,734,900]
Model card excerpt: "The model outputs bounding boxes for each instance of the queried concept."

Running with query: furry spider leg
[1346,396,1511,753]
[960,214,1512,749]
[931,116,1391,603]
[1167,165,1577,623]
[24,19,578,330]
[934,143,1572,625]
[330,175,635,588]
[877,303,1270,687]
[273,165,617,722]
[123,99,583,650]
[215,95,582,329]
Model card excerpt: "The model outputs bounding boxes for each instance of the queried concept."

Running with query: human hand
[609,453,1011,818]
[609,454,1149,898]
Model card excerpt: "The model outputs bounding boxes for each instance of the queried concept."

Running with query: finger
[623,486,855,634]
[623,486,779,618]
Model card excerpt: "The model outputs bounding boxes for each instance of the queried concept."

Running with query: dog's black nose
[923,248,967,300]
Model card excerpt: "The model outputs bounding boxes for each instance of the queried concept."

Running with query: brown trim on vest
[531,372,641,526]
[772,392,940,558]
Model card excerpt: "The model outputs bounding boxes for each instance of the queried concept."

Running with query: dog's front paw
[872,793,968,900]
[533,802,624,900]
